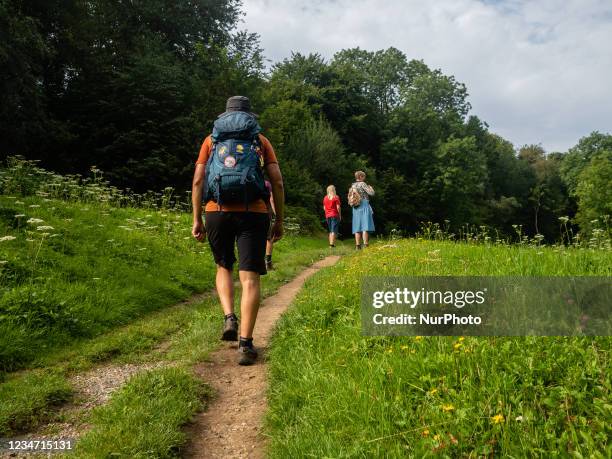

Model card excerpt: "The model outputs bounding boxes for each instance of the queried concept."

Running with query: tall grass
[266,240,611,457]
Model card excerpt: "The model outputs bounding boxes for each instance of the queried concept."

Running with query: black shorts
[205,211,270,275]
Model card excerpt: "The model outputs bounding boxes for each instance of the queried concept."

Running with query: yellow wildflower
[422,429,430,437]
[415,336,423,342]
[491,414,504,424]
[428,388,438,395]
[453,342,462,350]
[442,404,455,412]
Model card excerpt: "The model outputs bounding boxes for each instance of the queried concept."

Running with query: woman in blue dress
[350,170,375,249]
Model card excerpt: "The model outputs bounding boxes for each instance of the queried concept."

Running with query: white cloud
[240,0,612,152]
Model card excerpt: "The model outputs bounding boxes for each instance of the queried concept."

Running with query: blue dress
[351,182,375,233]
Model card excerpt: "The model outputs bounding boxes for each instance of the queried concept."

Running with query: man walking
[191,96,284,365]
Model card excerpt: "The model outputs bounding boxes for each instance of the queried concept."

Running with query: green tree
[575,151,612,234]
[427,136,487,225]
[0,0,49,157]
[518,146,570,238]
[560,132,612,195]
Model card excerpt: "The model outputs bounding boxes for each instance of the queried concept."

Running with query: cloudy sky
[239,0,612,152]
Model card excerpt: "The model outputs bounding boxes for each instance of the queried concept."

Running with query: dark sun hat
[219,95,258,117]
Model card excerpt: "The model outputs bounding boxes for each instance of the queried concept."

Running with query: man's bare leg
[217,265,239,341]
[238,270,261,339]
[216,265,234,315]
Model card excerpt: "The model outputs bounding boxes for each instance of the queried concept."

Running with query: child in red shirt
[323,185,341,247]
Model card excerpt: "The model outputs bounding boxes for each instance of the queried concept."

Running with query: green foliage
[284,205,324,235]
[575,152,612,234]
[1,0,609,239]
[429,136,487,224]
[561,132,612,195]
[0,0,260,191]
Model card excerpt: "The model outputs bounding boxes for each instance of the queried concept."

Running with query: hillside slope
[0,194,215,371]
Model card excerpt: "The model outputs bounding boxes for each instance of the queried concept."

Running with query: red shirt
[323,195,341,218]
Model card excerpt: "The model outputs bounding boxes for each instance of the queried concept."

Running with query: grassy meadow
[1,158,610,457]
[0,192,216,372]
[267,240,611,457]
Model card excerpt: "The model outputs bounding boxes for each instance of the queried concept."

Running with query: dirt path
[184,255,340,459]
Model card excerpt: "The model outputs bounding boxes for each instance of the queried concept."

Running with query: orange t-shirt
[196,134,277,213]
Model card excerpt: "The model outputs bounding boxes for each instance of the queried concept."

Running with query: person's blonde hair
[326,185,337,199]
[355,170,366,181]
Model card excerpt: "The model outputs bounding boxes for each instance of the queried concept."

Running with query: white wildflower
[15,201,25,205]
[27,218,44,224]
[36,226,55,231]
[0,235,17,242]
[14,214,26,218]
[28,204,40,208]
[0,260,8,265]
[26,238,35,242]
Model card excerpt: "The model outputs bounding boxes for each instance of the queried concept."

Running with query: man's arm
[265,162,284,241]
[192,163,206,241]
[269,192,276,214]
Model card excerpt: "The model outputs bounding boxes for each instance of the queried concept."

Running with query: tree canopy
[1,1,610,240]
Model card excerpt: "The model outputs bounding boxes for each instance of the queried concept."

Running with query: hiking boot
[221,315,238,341]
[265,259,274,271]
[237,344,258,366]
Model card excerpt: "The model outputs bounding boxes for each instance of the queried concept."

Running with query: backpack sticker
[236,144,244,153]
[224,156,237,168]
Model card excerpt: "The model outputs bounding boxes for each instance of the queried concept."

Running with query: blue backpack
[204,111,269,208]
